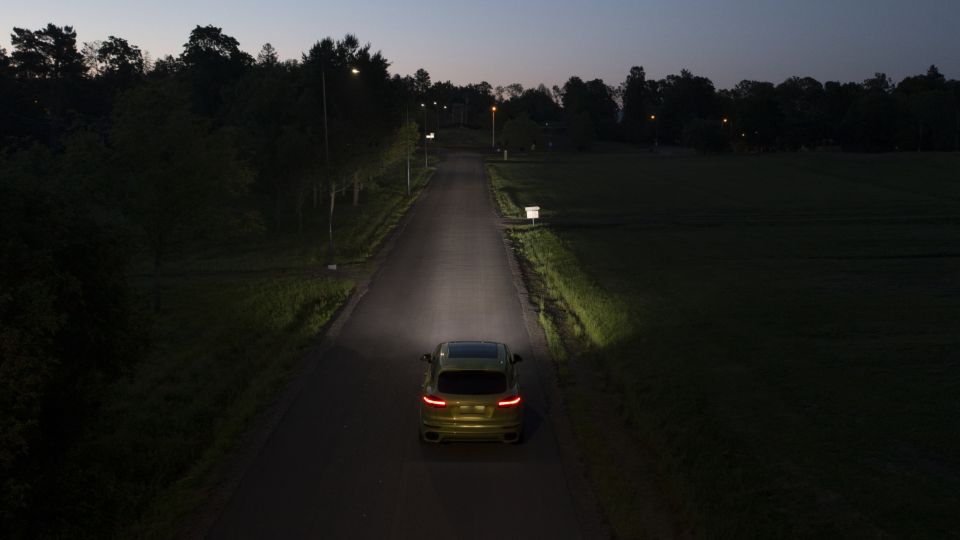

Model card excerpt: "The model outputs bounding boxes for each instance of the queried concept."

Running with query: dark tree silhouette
[10,24,84,79]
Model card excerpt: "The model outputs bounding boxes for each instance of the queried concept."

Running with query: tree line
[402,65,959,154]
[399,63,958,153]
[0,23,422,537]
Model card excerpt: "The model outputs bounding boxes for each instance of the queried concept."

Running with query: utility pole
[422,103,428,168]
[491,105,497,149]
[321,60,336,270]
[406,106,411,196]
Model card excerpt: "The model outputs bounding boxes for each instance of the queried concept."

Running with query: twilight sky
[3,0,957,90]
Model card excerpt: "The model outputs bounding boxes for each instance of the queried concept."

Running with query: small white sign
[426,132,435,139]
[525,206,540,219]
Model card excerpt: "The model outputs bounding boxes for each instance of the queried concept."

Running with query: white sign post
[525,206,540,226]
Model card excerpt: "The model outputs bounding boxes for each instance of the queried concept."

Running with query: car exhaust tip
[424,431,440,442]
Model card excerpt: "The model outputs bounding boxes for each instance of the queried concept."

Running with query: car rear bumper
[420,417,523,443]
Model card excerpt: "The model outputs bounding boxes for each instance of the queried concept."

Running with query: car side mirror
[420,353,432,363]
[512,354,523,363]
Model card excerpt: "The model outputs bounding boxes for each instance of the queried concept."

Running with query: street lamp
[491,106,497,149]
[649,114,658,147]
[321,63,360,270]
[433,101,441,140]
[421,103,428,167]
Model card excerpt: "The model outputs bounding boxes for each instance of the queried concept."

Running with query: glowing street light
[649,114,658,147]
[491,106,497,149]
[321,64,360,270]
[421,103,428,167]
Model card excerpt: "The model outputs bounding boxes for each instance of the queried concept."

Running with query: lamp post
[405,105,411,196]
[321,63,359,270]
[650,114,658,147]
[491,105,497,149]
[421,103,428,167]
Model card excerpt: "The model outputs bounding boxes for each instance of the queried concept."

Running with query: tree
[150,54,182,77]
[413,68,431,99]
[10,24,84,79]
[97,36,144,79]
[839,90,908,151]
[568,111,595,150]
[181,25,252,68]
[501,114,541,151]
[897,65,954,150]
[561,76,618,139]
[0,140,140,538]
[257,42,279,66]
[81,40,103,76]
[0,47,10,75]
[180,25,253,114]
[111,81,252,309]
[504,85,561,122]
[621,66,652,143]
[682,117,729,152]
[730,80,782,150]
[776,76,825,149]
[656,69,718,145]
[862,72,893,95]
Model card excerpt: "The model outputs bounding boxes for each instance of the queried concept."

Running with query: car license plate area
[458,405,486,415]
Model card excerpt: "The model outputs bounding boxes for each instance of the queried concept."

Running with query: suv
[419,341,524,443]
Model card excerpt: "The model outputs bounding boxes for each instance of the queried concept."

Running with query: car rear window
[438,371,507,395]
[447,342,499,358]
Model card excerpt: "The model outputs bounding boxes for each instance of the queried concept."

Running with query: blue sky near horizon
[3,0,958,90]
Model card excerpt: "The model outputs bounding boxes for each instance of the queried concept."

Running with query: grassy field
[488,150,960,538]
[43,162,433,539]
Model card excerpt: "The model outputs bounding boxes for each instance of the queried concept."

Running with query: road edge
[181,164,437,540]
[488,162,611,540]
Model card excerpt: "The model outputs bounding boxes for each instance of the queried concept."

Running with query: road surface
[206,152,590,539]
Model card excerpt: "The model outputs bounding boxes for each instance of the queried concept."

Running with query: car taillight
[498,395,522,407]
[422,395,446,407]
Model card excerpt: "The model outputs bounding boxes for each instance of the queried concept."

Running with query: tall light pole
[322,63,360,270]
[650,114,658,147]
[405,105,411,196]
[421,103,428,167]
[491,105,497,149]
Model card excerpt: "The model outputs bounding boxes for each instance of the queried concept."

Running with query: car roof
[437,341,508,372]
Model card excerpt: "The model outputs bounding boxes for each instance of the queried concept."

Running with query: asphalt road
[205,152,590,539]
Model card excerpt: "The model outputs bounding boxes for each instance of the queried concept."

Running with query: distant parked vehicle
[419,341,524,444]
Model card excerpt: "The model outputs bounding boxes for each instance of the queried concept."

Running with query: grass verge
[488,151,960,538]
[45,161,434,539]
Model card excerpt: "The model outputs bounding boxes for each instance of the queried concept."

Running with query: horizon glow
[2,0,958,91]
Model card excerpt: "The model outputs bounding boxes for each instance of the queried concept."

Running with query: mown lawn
[42,162,433,539]
[489,151,960,538]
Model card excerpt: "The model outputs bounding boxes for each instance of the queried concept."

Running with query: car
[419,341,524,444]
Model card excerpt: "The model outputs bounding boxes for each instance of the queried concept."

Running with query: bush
[682,118,730,153]
[501,114,541,151]
[0,145,142,538]
[568,111,596,151]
